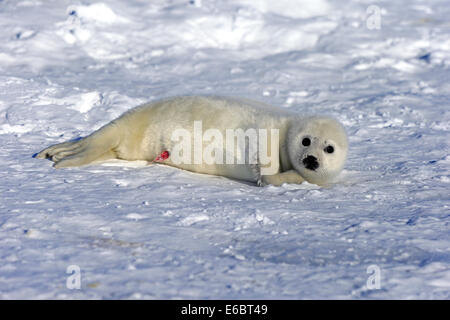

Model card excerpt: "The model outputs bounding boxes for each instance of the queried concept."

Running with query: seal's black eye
[302,138,311,146]
[325,145,334,154]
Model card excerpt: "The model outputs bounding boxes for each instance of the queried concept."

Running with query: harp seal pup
[35,96,348,186]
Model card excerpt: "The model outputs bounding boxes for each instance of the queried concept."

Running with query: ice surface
[0,0,449,299]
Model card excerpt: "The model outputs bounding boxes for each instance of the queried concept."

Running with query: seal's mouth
[302,155,319,171]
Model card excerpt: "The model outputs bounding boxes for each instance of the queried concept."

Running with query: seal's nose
[303,155,319,171]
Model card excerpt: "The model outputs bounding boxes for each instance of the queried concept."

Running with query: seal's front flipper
[259,170,305,186]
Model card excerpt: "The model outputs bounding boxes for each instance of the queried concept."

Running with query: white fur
[36,96,348,186]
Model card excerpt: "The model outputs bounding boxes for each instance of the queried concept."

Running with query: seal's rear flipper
[53,149,117,168]
[36,123,120,168]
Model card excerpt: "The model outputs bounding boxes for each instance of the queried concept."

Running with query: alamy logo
[66,265,81,290]
[366,265,381,290]
[169,121,280,175]
[366,5,381,30]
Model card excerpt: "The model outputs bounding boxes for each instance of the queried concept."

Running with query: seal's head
[287,116,348,185]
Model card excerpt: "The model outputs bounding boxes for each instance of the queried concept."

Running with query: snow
[0,0,449,299]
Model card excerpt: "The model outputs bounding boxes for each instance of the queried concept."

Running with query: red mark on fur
[154,150,170,162]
